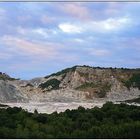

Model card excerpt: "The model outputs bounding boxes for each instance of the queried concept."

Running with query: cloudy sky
[0,2,140,79]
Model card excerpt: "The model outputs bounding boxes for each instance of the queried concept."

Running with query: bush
[39,78,60,90]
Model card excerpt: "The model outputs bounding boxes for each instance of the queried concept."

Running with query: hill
[0,65,140,104]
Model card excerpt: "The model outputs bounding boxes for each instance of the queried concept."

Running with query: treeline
[0,102,140,138]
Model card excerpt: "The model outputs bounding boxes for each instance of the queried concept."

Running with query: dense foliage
[39,78,61,90]
[124,73,140,90]
[0,102,140,138]
[0,104,9,107]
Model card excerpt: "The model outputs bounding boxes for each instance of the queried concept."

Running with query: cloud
[74,38,85,43]
[93,17,130,31]
[58,16,131,34]
[0,35,81,64]
[17,26,59,39]
[32,28,48,38]
[17,26,26,35]
[17,27,48,38]
[88,48,110,56]
[0,3,139,79]
[59,3,90,20]
[1,35,59,59]
[58,23,83,33]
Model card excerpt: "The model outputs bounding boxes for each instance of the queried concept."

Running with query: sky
[0,2,140,79]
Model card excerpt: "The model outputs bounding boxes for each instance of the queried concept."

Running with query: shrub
[39,78,61,90]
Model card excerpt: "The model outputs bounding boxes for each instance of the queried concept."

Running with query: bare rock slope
[0,65,140,103]
[0,73,28,102]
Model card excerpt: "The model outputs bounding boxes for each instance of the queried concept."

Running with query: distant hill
[0,65,140,103]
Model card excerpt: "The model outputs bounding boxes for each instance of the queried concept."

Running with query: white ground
[5,102,105,114]
[3,99,140,114]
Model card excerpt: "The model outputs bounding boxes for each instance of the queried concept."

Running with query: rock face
[0,65,140,103]
[0,80,28,103]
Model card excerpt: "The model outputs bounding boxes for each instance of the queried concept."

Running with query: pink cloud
[1,35,80,64]
[1,35,59,59]
[59,3,91,20]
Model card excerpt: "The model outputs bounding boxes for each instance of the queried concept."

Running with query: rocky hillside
[0,73,28,103]
[0,72,16,81]
[0,65,140,103]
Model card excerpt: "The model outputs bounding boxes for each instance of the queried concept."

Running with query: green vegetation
[98,83,111,98]
[0,72,16,81]
[78,72,89,78]
[76,82,97,89]
[77,65,139,70]
[45,66,77,78]
[39,78,61,90]
[76,82,111,98]
[0,104,9,107]
[0,102,140,138]
[123,73,140,90]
